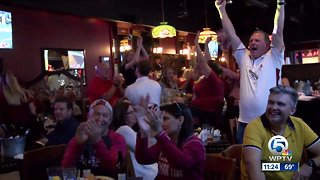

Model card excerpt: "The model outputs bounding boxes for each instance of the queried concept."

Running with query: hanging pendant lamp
[198,0,216,43]
[152,0,176,38]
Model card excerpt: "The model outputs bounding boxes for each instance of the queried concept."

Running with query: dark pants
[236,122,247,144]
[190,106,220,129]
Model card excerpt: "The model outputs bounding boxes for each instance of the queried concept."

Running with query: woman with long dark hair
[135,97,205,180]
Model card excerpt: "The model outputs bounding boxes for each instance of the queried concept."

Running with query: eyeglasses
[249,69,258,80]
[126,110,135,115]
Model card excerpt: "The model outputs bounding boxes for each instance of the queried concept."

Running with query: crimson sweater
[61,130,127,173]
[135,131,206,180]
[191,70,224,112]
[87,77,122,106]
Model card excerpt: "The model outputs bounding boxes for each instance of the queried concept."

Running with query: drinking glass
[62,167,77,180]
[47,167,62,180]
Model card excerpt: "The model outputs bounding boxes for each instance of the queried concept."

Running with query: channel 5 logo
[268,135,291,156]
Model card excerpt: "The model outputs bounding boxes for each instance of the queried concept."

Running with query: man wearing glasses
[215,0,285,143]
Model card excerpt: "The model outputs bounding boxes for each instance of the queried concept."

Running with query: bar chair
[221,144,243,180]
[204,153,236,180]
[229,118,238,144]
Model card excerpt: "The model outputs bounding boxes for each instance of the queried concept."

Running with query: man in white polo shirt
[215,0,285,143]
[125,60,161,106]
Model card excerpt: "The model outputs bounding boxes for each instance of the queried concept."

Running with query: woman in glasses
[135,97,205,180]
[111,98,158,180]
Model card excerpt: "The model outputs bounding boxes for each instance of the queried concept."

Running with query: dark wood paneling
[0,4,113,86]
[282,63,320,85]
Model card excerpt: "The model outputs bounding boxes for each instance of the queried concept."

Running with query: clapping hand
[75,122,89,144]
[134,105,150,138]
[135,95,163,137]
[145,106,163,137]
[75,118,104,144]
[85,119,103,143]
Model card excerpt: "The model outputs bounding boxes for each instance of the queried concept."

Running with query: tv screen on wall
[0,10,12,49]
[42,48,86,85]
[42,48,85,71]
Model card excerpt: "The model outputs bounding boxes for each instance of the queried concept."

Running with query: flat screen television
[41,48,86,85]
[0,10,12,49]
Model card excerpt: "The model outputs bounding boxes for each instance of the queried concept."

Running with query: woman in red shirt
[190,32,225,129]
[135,98,205,180]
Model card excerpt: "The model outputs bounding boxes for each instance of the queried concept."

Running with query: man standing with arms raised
[215,0,285,143]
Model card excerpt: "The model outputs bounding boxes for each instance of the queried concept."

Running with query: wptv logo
[262,135,298,171]
[268,135,292,161]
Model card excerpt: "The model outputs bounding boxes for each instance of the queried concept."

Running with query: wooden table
[0,156,22,174]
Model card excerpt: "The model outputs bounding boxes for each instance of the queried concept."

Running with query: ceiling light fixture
[198,0,216,43]
[152,0,176,38]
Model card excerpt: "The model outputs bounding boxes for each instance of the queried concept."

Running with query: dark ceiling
[3,0,320,44]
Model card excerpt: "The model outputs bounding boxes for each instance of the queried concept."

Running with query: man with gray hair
[61,99,127,177]
[242,85,320,179]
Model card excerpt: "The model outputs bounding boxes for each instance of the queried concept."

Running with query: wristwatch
[306,159,316,169]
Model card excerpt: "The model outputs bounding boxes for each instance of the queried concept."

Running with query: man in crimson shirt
[87,62,124,106]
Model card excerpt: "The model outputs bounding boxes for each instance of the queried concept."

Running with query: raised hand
[134,105,151,138]
[215,0,226,9]
[144,107,163,137]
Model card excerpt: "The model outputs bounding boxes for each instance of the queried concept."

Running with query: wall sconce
[179,49,189,55]
[120,38,131,52]
[179,43,192,59]
[153,47,163,54]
